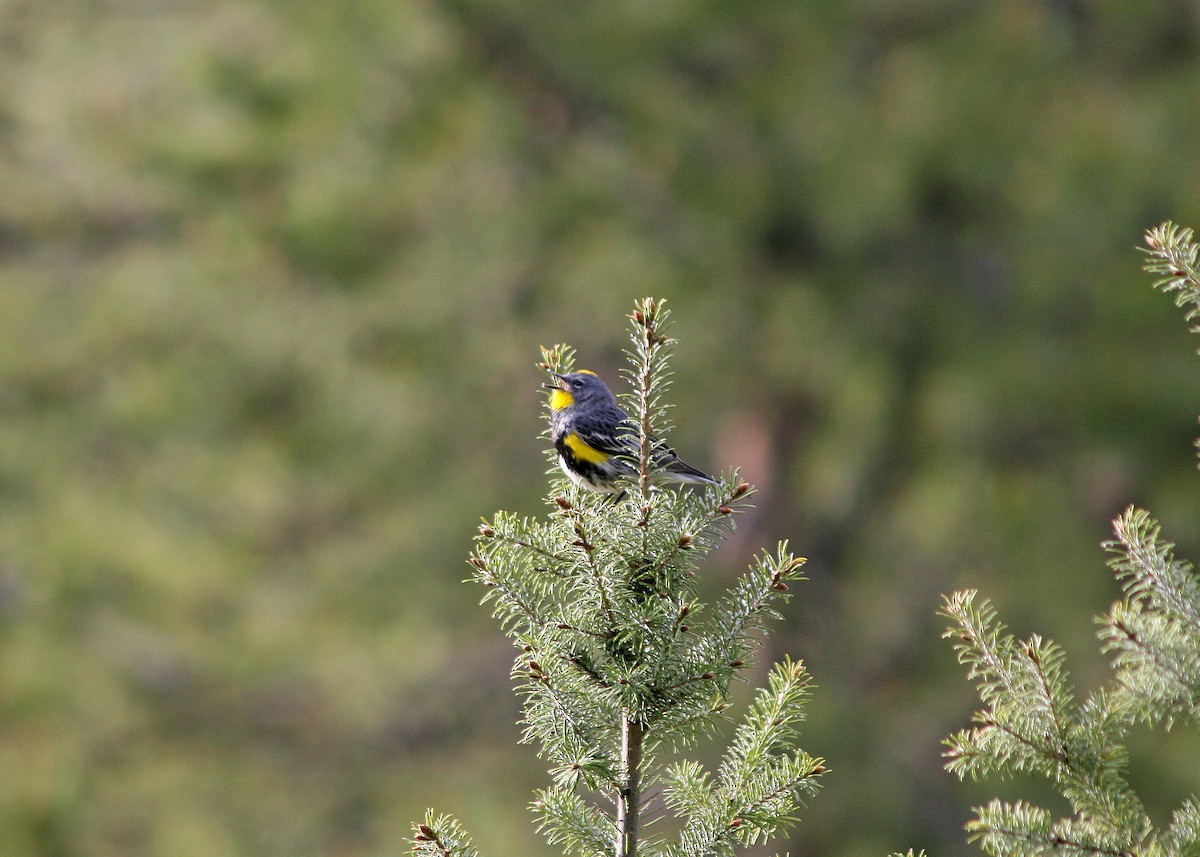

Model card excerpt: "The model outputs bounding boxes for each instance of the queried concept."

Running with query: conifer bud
[554,496,571,509]
[702,672,715,680]
[678,534,693,549]
[632,309,645,324]
[529,660,542,673]
[416,824,435,841]
[729,818,742,829]
[730,659,744,668]
[717,505,734,515]
[732,481,751,498]
[537,361,550,370]
[479,524,494,537]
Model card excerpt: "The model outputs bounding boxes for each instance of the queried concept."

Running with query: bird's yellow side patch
[564,432,610,464]
[548,388,574,410]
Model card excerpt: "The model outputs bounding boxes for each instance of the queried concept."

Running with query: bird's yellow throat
[547,369,597,411]
[549,388,574,410]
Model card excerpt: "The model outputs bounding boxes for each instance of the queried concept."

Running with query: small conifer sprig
[941,590,1152,857]
[1102,507,1200,727]
[936,224,1200,857]
[1144,221,1200,342]
[413,299,824,857]
[1144,221,1200,466]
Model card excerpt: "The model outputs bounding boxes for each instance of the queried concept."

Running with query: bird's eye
[571,379,583,389]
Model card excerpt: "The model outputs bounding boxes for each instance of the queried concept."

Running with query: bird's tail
[658,454,716,485]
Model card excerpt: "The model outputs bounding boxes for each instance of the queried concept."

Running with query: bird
[544,369,715,494]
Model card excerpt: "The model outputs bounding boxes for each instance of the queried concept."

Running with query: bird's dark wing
[570,406,638,457]
[573,406,715,483]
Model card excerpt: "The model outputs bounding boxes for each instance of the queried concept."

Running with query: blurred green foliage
[0,1,1198,856]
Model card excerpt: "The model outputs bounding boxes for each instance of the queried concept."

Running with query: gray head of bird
[543,370,617,411]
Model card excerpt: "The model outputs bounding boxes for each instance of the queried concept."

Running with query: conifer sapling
[411,298,824,857]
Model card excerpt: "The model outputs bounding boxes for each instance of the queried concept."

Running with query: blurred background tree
[0,1,1198,856]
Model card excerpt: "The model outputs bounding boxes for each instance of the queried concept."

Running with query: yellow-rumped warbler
[544,369,715,494]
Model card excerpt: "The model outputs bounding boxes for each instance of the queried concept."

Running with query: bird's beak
[542,371,568,391]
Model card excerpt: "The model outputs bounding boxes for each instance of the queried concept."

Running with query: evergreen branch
[947,714,1069,778]
[1101,508,1200,726]
[672,659,825,857]
[517,647,620,786]
[642,600,698,698]
[689,545,807,679]
[482,512,575,567]
[653,669,722,696]
[1143,222,1200,338]
[412,811,482,857]
[661,760,715,822]
[648,479,753,577]
[941,592,1097,783]
[934,229,1200,857]
[941,591,1033,715]
[533,788,615,857]
[556,621,616,641]
[628,299,670,503]
[561,501,619,630]
[540,343,579,381]
[1028,637,1069,749]
[622,478,750,605]
[728,751,824,833]
[1101,602,1200,726]
[1105,507,1200,634]
[673,752,824,857]
[500,534,571,571]
[718,658,813,792]
[648,695,732,755]
[942,590,1151,841]
[474,528,616,643]
[471,553,557,635]
[968,799,1137,857]
[1163,797,1200,855]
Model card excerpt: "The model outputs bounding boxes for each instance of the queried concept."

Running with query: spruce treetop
[413,298,824,857]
